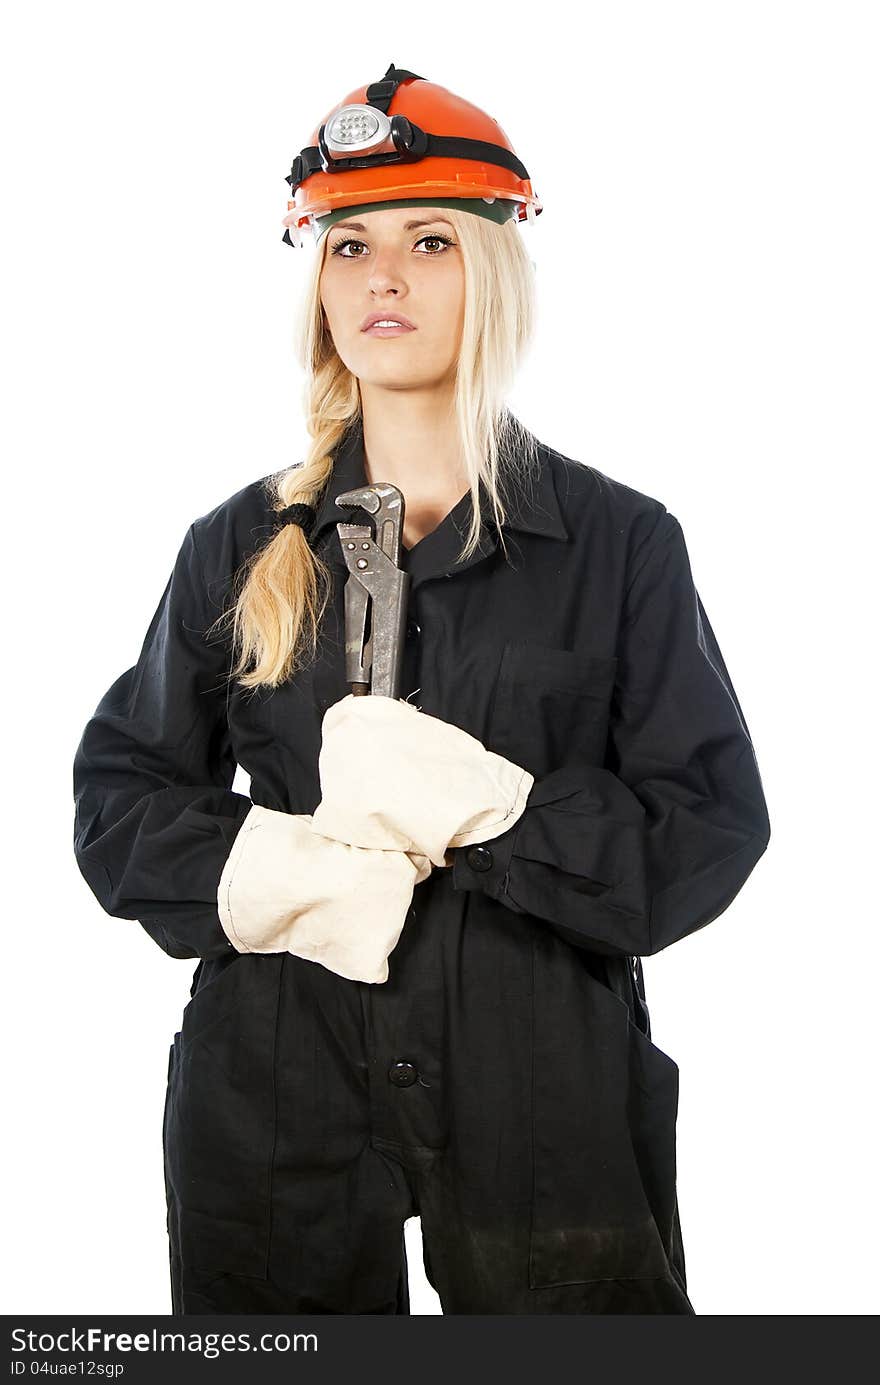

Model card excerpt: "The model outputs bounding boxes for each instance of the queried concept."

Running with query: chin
[352,355,436,383]
[368,374,449,393]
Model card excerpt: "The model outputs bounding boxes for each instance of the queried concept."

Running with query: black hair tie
[274,502,316,534]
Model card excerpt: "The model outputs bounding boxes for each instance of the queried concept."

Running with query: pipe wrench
[334,482,410,698]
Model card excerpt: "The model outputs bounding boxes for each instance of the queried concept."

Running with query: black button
[465,845,494,872]
[406,620,421,639]
[388,1059,419,1088]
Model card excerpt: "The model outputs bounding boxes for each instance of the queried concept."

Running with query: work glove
[217,803,432,984]
[310,693,535,869]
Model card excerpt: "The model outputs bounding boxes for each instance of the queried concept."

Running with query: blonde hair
[213,206,541,693]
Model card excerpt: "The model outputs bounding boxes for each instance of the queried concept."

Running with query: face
[319,205,465,393]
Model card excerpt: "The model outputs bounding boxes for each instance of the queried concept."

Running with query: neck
[359,382,467,502]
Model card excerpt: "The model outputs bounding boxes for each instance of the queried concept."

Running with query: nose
[367,245,408,298]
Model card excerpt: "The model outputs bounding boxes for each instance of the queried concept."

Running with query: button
[465,845,494,872]
[406,620,421,639]
[388,1059,419,1088]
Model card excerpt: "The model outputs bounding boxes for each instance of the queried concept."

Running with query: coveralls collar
[309,417,568,587]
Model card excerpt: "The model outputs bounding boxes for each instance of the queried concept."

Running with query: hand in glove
[310,693,535,869]
[217,803,432,984]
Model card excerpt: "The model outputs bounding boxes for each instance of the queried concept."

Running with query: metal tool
[334,482,410,698]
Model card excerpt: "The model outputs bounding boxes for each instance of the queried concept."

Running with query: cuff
[217,803,303,953]
[450,812,524,905]
[444,761,534,853]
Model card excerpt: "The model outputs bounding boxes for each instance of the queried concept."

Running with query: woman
[72,63,771,1315]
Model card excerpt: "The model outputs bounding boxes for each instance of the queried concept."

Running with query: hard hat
[282,62,542,247]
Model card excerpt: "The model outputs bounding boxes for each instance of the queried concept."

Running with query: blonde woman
[73,63,770,1315]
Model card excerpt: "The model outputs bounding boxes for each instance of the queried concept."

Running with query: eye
[330,237,367,259]
[414,233,456,254]
[329,232,457,259]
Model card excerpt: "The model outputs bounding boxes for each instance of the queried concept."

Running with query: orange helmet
[282,62,542,246]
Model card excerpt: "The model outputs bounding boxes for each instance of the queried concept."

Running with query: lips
[360,312,416,332]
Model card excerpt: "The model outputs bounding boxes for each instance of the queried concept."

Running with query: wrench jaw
[335,485,410,699]
[335,483,405,564]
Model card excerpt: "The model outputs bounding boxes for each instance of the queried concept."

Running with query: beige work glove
[310,693,535,869]
[217,804,432,984]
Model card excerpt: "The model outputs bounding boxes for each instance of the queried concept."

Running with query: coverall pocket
[529,944,681,1288]
[164,955,283,1279]
[179,953,246,1049]
[492,642,618,778]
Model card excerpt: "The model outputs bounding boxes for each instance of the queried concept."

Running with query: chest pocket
[490,641,618,778]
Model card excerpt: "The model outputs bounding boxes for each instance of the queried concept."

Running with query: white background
[3,0,877,1316]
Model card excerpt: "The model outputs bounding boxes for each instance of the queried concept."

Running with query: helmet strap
[364,62,425,115]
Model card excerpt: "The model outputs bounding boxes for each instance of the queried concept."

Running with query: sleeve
[451,508,771,959]
[72,521,253,960]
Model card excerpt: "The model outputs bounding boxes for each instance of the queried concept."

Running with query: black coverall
[72,421,771,1314]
